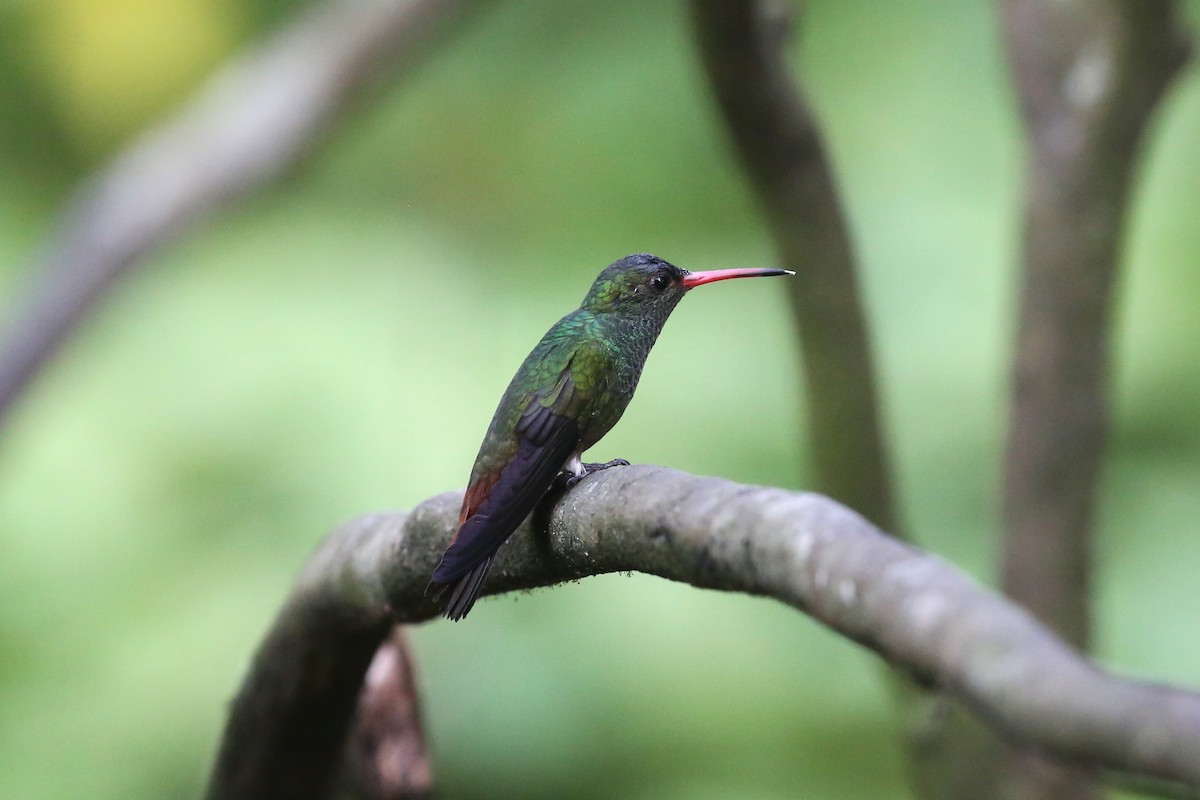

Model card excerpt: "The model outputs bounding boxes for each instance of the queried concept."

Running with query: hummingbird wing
[429,361,590,591]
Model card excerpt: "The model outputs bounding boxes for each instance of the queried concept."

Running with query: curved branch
[0,0,479,430]
[208,466,1200,798]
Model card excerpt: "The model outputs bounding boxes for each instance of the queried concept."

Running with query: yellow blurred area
[35,0,243,150]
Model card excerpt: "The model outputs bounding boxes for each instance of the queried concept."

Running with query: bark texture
[208,467,1200,799]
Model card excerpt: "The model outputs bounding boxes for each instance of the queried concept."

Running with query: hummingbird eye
[649,273,670,293]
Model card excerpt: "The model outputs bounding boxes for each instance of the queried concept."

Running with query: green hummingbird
[429,253,792,619]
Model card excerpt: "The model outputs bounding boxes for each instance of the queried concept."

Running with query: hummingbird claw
[559,458,630,489]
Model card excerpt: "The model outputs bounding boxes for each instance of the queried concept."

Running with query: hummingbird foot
[560,458,630,489]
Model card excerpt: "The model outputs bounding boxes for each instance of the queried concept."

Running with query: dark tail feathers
[428,554,496,621]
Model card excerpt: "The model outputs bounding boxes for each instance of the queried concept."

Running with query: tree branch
[995,2,1192,797]
[689,0,900,535]
[208,466,1200,798]
[337,627,434,799]
[0,0,479,431]
[1001,0,1190,660]
[206,511,408,800]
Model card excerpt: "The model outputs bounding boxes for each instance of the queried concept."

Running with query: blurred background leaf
[0,0,1196,798]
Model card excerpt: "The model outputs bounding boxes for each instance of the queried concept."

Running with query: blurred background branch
[689,0,900,536]
[210,466,1200,799]
[0,0,479,430]
[686,3,961,796]
[0,1,473,795]
[337,627,434,800]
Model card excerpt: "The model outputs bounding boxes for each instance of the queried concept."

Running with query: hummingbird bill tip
[682,267,794,289]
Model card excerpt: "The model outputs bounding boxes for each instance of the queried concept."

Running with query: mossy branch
[207,466,1200,799]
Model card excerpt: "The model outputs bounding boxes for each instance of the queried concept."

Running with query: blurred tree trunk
[1001,0,1188,668]
[949,2,1191,799]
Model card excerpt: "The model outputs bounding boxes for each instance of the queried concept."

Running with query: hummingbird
[428,253,792,620]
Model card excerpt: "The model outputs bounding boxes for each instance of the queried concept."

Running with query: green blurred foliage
[0,1,1198,798]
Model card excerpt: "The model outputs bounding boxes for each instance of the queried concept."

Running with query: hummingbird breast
[575,310,665,452]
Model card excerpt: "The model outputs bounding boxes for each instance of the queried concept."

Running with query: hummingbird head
[581,254,688,316]
[581,253,793,317]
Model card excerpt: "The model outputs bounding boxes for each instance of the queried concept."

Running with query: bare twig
[208,466,1200,798]
[0,0,479,430]
[996,1,1191,797]
[689,0,900,535]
